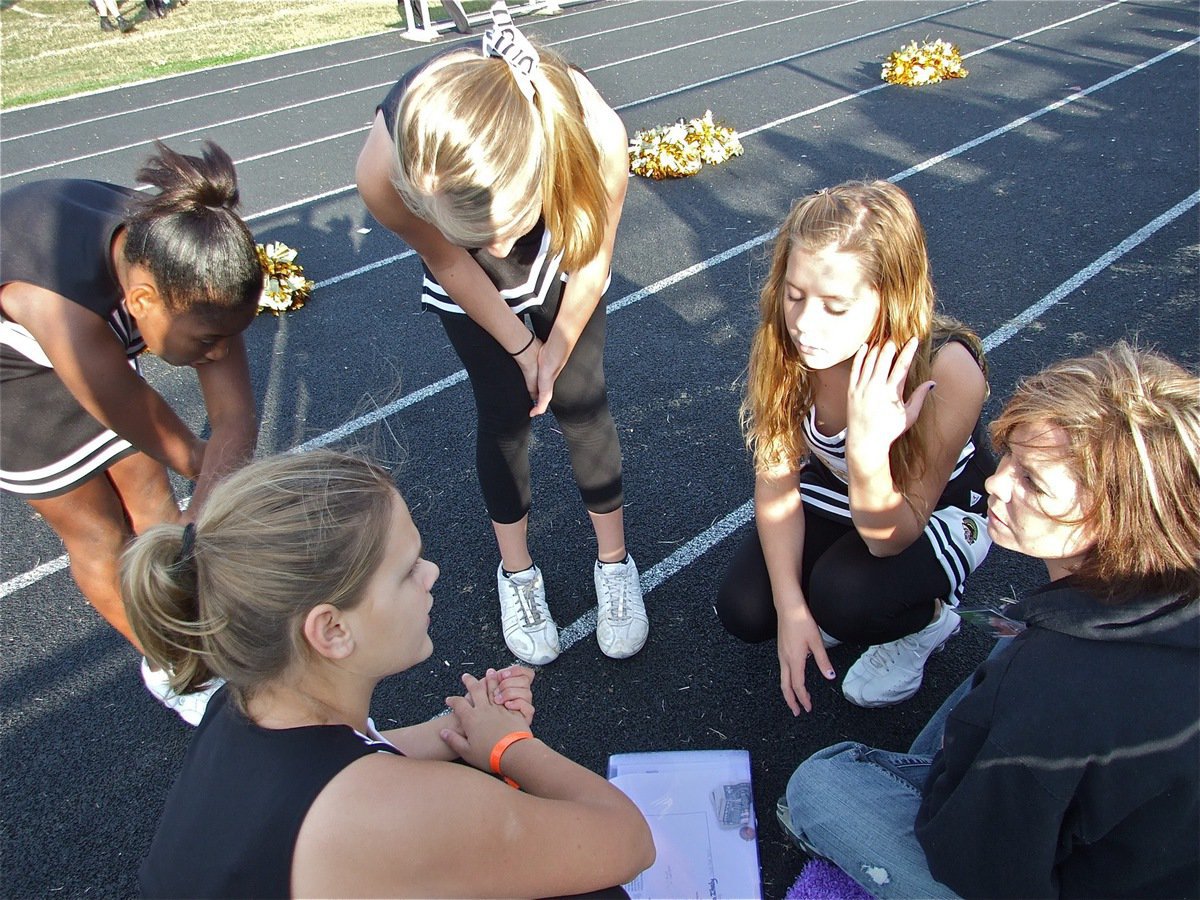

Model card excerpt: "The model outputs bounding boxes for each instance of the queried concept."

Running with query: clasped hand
[440,666,536,772]
[514,333,568,418]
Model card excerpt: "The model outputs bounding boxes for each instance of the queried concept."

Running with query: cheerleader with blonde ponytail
[357,0,646,666]
[124,451,653,899]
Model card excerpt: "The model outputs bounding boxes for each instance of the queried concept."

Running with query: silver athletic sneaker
[841,603,961,708]
[594,555,649,659]
[497,564,560,665]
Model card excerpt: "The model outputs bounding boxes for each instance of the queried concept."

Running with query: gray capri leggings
[436,288,624,525]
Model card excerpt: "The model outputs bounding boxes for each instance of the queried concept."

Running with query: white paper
[608,750,761,900]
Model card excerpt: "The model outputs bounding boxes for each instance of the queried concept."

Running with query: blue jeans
[784,640,1011,899]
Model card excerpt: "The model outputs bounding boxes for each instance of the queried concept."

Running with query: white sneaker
[497,564,560,665]
[140,657,223,726]
[594,555,649,659]
[841,604,960,708]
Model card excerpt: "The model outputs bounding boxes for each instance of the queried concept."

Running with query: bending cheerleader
[356,2,646,665]
[0,142,261,723]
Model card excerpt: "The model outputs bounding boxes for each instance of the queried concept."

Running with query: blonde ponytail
[528,49,608,271]
[119,451,397,708]
[121,523,220,695]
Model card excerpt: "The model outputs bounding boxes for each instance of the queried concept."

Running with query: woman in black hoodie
[780,342,1199,899]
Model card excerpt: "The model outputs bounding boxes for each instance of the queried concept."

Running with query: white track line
[738,0,1125,140]
[231,0,1123,231]
[0,0,731,168]
[611,0,985,111]
[1,36,1194,600]
[0,0,973,179]
[586,0,864,72]
[981,190,1200,354]
[206,0,986,175]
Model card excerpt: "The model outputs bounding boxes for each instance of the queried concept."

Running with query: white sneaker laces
[867,611,952,672]
[865,642,895,672]
[513,578,545,627]
[598,568,628,621]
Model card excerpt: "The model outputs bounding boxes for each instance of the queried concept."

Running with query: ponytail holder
[483,0,539,103]
[176,522,197,570]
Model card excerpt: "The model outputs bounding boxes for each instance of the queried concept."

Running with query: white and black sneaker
[594,555,649,659]
[497,564,560,665]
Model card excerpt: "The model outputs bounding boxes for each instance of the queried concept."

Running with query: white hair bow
[483,0,540,102]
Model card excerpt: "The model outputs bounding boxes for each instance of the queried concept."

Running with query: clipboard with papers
[607,749,762,900]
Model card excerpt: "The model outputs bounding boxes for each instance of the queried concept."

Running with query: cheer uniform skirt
[0,339,140,500]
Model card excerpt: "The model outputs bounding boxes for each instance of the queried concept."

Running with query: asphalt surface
[1,2,1197,897]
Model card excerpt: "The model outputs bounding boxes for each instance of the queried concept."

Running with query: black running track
[1,2,1196,896]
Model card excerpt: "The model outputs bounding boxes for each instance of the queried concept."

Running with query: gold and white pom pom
[257,241,315,315]
[881,38,968,87]
[629,110,744,179]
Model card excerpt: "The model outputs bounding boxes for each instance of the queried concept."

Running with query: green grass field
[0,0,492,109]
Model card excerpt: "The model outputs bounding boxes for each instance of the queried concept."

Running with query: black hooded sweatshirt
[915,579,1199,899]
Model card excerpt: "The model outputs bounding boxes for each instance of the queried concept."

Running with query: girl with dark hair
[356,1,645,667]
[0,140,262,724]
[123,450,654,898]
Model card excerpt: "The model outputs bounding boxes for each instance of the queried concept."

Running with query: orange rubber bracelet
[489,730,534,789]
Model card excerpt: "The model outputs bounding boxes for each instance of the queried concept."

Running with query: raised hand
[846,337,935,453]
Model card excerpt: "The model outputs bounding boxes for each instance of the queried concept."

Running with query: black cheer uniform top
[0,179,144,497]
[141,686,404,899]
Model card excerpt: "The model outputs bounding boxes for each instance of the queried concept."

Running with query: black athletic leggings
[715,511,952,646]
[437,290,623,525]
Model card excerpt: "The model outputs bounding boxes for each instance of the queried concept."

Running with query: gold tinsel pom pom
[629,110,744,180]
[257,241,314,315]
[881,39,968,87]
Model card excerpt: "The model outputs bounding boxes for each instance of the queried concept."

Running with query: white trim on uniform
[0,432,134,495]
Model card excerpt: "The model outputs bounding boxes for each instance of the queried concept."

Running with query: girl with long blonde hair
[356,1,644,667]
[716,180,993,712]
